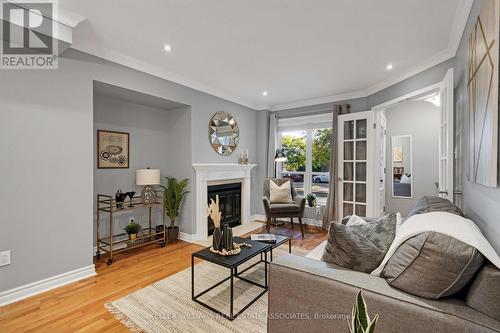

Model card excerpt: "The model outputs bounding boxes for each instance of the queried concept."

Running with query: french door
[338,111,375,218]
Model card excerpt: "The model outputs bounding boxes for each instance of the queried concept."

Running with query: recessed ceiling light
[386,64,393,70]
[262,91,268,96]
[164,44,172,52]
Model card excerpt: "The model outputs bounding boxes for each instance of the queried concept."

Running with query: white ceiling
[61,0,472,110]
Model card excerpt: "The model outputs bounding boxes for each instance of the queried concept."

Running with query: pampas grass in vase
[207,195,223,251]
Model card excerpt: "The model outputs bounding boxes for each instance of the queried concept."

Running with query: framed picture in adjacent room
[97,130,129,169]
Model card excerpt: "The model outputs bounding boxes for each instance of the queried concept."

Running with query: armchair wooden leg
[266,216,271,232]
[290,217,294,229]
[298,217,304,238]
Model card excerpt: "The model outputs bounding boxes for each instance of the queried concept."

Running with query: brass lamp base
[141,185,157,205]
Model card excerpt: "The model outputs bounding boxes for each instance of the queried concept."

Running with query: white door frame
[373,110,387,217]
[371,68,455,204]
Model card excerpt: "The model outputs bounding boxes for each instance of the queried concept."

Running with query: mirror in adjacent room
[208,111,239,156]
[392,135,412,198]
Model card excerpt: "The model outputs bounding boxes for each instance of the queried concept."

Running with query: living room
[1,1,500,332]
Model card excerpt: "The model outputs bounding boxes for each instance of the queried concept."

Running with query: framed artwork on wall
[97,130,129,169]
[468,0,499,187]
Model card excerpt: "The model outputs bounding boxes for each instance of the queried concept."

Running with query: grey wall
[93,94,191,245]
[453,0,500,253]
[385,101,440,215]
[0,48,261,292]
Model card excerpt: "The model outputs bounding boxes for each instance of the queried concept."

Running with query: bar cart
[96,193,166,265]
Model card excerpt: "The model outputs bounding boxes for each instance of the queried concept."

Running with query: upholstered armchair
[262,178,306,237]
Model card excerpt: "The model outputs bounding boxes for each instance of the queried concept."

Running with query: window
[278,114,333,205]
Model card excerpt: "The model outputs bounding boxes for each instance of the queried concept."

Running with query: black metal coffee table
[191,236,272,321]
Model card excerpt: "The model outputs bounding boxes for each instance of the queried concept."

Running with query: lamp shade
[136,169,160,186]
[274,148,287,162]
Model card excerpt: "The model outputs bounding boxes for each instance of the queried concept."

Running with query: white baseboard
[178,232,198,243]
[0,265,96,307]
[250,214,266,222]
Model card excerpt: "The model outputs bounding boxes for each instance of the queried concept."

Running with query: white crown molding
[70,44,262,110]
[270,90,366,112]
[0,265,96,306]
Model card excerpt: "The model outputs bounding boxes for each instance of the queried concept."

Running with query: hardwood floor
[0,223,326,333]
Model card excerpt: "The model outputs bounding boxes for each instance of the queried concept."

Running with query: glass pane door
[338,112,374,218]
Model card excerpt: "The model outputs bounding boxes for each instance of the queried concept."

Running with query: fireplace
[207,182,242,236]
[192,164,256,241]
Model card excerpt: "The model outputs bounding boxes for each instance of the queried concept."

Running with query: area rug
[106,244,309,333]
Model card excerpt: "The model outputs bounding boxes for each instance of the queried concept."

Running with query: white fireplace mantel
[192,163,257,241]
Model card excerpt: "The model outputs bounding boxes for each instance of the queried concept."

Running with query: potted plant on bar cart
[160,177,189,242]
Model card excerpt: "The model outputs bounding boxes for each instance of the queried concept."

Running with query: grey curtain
[267,113,279,177]
[322,104,351,229]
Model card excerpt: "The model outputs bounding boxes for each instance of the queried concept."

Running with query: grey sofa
[268,197,500,333]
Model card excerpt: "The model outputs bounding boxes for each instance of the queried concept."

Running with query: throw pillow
[381,231,484,299]
[321,213,397,273]
[346,214,367,227]
[406,196,463,219]
[269,179,293,204]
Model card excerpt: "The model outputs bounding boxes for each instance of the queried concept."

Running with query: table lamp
[136,168,160,205]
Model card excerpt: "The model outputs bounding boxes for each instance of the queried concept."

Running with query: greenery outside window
[278,114,333,205]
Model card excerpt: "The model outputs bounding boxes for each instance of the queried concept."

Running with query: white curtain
[267,113,278,178]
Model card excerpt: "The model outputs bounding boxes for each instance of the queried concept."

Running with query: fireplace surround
[192,164,256,241]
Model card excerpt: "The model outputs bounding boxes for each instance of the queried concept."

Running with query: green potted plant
[124,219,142,240]
[349,290,379,333]
[306,193,316,207]
[160,177,189,242]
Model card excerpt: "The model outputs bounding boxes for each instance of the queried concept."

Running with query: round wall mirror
[208,111,239,156]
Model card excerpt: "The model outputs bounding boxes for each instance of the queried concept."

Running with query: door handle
[438,190,448,195]
[337,177,343,182]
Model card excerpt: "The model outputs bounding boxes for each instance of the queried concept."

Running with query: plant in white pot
[160,177,189,242]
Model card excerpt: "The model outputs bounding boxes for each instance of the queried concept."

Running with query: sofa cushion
[382,231,484,299]
[269,203,301,214]
[407,196,463,219]
[467,263,500,321]
[322,213,397,273]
